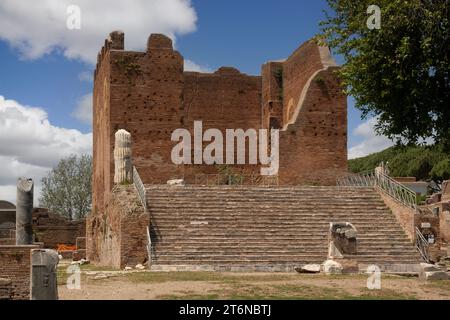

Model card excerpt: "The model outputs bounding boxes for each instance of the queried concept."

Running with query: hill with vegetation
[348,144,450,183]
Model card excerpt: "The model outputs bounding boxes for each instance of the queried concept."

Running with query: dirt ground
[58,264,450,300]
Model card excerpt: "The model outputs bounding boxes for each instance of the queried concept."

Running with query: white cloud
[184,59,211,73]
[0,0,197,64]
[78,70,93,82]
[348,117,394,159]
[72,93,93,124]
[0,95,92,204]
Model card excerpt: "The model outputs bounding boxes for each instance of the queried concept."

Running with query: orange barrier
[57,244,76,252]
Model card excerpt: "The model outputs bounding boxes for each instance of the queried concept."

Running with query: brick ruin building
[0,201,85,249]
[0,199,86,299]
[87,32,430,271]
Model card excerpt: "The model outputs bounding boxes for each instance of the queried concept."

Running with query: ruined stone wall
[86,185,148,269]
[32,208,85,249]
[277,67,348,185]
[182,68,262,181]
[261,62,284,129]
[93,37,114,217]
[281,40,325,126]
[109,35,185,187]
[0,245,39,300]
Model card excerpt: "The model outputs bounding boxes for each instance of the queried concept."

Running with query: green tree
[348,143,450,183]
[319,0,450,145]
[39,155,92,220]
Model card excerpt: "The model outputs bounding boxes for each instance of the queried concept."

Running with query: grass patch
[424,280,450,293]
[124,272,298,284]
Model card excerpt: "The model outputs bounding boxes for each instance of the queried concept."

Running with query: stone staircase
[146,185,422,272]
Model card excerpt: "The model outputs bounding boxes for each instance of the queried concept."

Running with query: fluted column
[114,129,133,184]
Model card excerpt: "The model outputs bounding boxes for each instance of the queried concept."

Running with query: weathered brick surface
[0,245,38,300]
[33,208,85,249]
[0,278,12,300]
[278,67,347,185]
[87,185,148,269]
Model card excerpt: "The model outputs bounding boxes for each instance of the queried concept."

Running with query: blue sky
[0,0,363,135]
[0,0,393,203]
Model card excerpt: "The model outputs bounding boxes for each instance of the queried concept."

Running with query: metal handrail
[336,171,375,187]
[133,166,147,212]
[374,172,417,211]
[337,169,417,210]
[415,227,431,263]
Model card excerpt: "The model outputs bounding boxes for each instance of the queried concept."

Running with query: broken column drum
[16,178,34,245]
[114,129,133,184]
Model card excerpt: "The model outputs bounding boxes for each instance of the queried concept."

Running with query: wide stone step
[152,229,408,235]
[144,185,421,268]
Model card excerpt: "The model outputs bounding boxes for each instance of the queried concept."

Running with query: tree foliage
[348,144,450,183]
[319,0,450,145]
[39,155,92,220]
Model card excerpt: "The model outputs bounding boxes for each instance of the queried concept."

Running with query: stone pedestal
[31,249,59,300]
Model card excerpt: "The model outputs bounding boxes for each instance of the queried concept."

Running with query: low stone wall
[378,191,417,241]
[86,185,149,269]
[0,245,40,300]
[33,208,86,249]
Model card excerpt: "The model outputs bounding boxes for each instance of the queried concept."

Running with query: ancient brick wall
[272,42,347,185]
[261,61,284,129]
[86,185,148,269]
[32,208,85,249]
[281,40,325,126]
[182,68,262,181]
[0,245,38,300]
[277,67,348,185]
[0,278,12,300]
[92,33,117,218]
[93,32,348,192]
[109,35,185,186]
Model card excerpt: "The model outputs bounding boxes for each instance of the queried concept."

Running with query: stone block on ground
[167,179,185,186]
[295,264,321,274]
[323,260,343,275]
[420,263,442,272]
[420,271,449,281]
